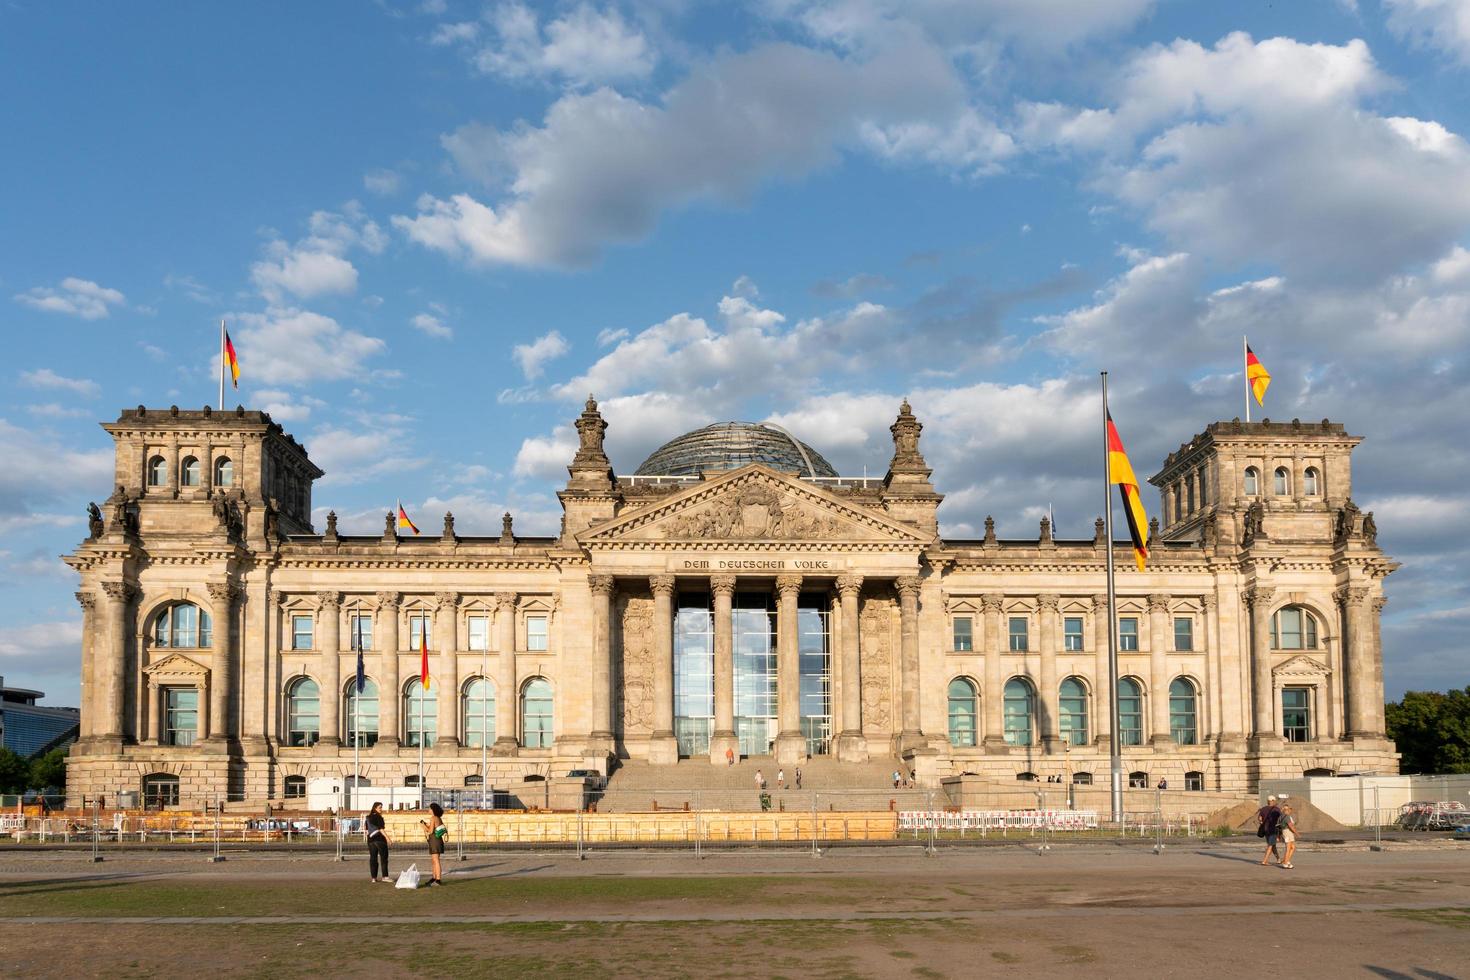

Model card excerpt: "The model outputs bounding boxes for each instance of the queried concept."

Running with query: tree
[0,747,28,795]
[28,746,68,792]
[1386,687,1470,774]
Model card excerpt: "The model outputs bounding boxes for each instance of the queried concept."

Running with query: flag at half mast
[1246,343,1271,406]
[1106,411,1149,571]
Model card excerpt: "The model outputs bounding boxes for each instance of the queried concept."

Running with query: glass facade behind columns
[798,597,831,755]
[734,592,777,757]
[674,594,714,756]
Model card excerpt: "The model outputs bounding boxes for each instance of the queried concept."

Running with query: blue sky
[4,0,1470,705]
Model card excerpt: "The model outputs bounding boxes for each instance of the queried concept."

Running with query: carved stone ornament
[589,574,616,597]
[888,399,926,468]
[835,574,863,598]
[1373,595,1388,614]
[495,591,518,611]
[619,594,655,733]
[895,576,922,601]
[376,591,401,610]
[1147,594,1171,613]
[1093,517,1106,545]
[1334,585,1371,608]
[442,511,457,542]
[324,510,339,541]
[435,591,459,610]
[100,581,135,604]
[1039,516,1053,544]
[206,581,238,604]
[1243,587,1275,611]
[983,516,997,546]
[663,483,845,540]
[710,574,738,598]
[317,591,342,611]
[1201,593,1218,611]
[1242,501,1266,547]
[776,573,804,600]
[86,502,104,540]
[573,395,610,464]
[1091,593,1109,612]
[1037,593,1060,613]
[982,594,1005,613]
[860,598,893,730]
[1361,511,1377,546]
[75,590,97,612]
[649,574,677,598]
[500,512,514,542]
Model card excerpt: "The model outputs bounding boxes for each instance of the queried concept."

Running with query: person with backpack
[419,802,448,886]
[1257,794,1281,865]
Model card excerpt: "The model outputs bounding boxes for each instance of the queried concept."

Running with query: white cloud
[230,308,387,387]
[1385,0,1470,66]
[513,425,578,480]
[14,277,125,320]
[308,425,430,487]
[25,403,90,420]
[255,389,325,423]
[596,327,629,346]
[397,38,993,268]
[774,0,1157,51]
[20,368,100,398]
[411,312,454,339]
[250,203,386,302]
[0,418,113,532]
[513,330,571,379]
[471,3,655,87]
[364,168,403,195]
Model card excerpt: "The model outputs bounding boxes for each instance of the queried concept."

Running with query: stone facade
[64,400,1399,806]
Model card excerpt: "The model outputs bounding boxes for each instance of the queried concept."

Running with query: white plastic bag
[395,864,421,889]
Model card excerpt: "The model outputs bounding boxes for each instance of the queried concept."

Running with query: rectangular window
[1118,617,1139,651]
[467,615,489,651]
[1272,608,1318,650]
[1008,617,1029,652]
[1064,617,1085,652]
[1282,687,1312,742]
[952,616,973,652]
[165,687,198,746]
[526,615,548,651]
[348,614,373,651]
[291,614,313,651]
[1185,771,1204,792]
[1174,617,1194,652]
[408,614,430,650]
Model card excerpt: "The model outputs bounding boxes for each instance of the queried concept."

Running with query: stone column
[708,574,739,764]
[1037,594,1060,752]
[99,582,133,748]
[896,576,925,753]
[1202,594,1226,744]
[1245,587,1279,746]
[1091,595,1111,747]
[1338,585,1376,740]
[589,574,616,754]
[1371,596,1388,737]
[1147,594,1171,746]
[75,591,97,743]
[982,594,1006,750]
[834,574,868,762]
[648,575,679,765]
[376,592,401,750]
[775,573,805,766]
[206,581,237,750]
[492,592,519,755]
[435,592,460,751]
[317,592,342,749]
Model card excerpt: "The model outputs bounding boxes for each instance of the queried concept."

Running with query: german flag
[396,502,420,535]
[223,329,240,389]
[420,625,430,691]
[1246,344,1270,406]
[1106,412,1149,571]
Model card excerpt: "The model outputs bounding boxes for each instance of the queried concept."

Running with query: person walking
[1257,794,1282,866]
[419,802,447,886]
[1278,804,1298,869]
[892,770,902,790]
[755,769,766,792]
[794,767,803,790]
[365,801,391,883]
[777,768,785,790]
[725,746,735,767]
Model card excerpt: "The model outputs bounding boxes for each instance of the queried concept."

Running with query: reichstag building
[63,397,1399,805]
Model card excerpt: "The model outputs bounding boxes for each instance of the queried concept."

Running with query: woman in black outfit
[365,801,391,883]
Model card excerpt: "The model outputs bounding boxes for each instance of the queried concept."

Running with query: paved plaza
[2,839,1468,977]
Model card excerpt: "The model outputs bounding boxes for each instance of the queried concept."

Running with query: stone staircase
[598,757,941,812]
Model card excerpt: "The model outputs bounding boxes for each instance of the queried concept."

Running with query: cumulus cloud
[395,38,1000,267]
[230,308,388,387]
[307,424,430,487]
[773,0,1157,51]
[1385,0,1470,66]
[0,418,113,533]
[363,168,403,196]
[255,389,325,423]
[464,3,655,87]
[0,619,83,704]
[513,330,570,379]
[250,203,387,302]
[20,368,100,398]
[411,312,453,339]
[14,278,125,320]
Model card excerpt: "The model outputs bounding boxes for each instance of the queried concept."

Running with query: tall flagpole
[1243,335,1250,423]
[480,651,489,810]
[1102,372,1124,824]
[352,616,361,811]
[219,319,226,412]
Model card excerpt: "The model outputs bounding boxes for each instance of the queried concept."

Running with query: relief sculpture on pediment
[664,484,845,540]
[618,594,655,734]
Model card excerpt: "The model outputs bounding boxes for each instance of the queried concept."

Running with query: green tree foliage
[28,746,68,791]
[1386,687,1470,774]
[0,747,28,794]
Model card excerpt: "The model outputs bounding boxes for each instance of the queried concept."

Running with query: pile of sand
[1204,798,1347,834]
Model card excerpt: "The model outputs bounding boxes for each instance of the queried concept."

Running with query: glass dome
[634,422,838,478]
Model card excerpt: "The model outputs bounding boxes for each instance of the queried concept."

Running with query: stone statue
[1242,501,1265,546]
[1334,498,1361,545]
[1362,511,1377,546]
[264,497,280,543]
[86,502,103,540]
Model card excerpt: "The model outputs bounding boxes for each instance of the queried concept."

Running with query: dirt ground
[2,840,1469,978]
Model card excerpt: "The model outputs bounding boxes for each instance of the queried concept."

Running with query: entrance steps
[599,756,940,812]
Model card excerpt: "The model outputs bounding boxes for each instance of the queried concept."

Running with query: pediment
[144,653,210,679]
[1273,654,1330,678]
[583,465,927,547]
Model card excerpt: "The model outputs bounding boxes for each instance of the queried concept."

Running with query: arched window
[1303,466,1319,495]
[1015,771,1038,782]
[180,456,201,487]
[1073,771,1094,786]
[1002,678,1035,747]
[148,455,168,487]
[1117,677,1143,746]
[283,775,307,799]
[947,678,978,747]
[286,677,320,747]
[463,677,496,749]
[143,773,180,808]
[215,456,234,487]
[1243,466,1259,496]
[1274,466,1290,495]
[1169,678,1198,746]
[1271,606,1319,650]
[344,679,379,748]
[521,677,553,748]
[403,678,436,748]
[1184,770,1205,792]
[1059,677,1089,746]
[153,603,212,648]
[1128,771,1149,789]
[1303,767,1335,777]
